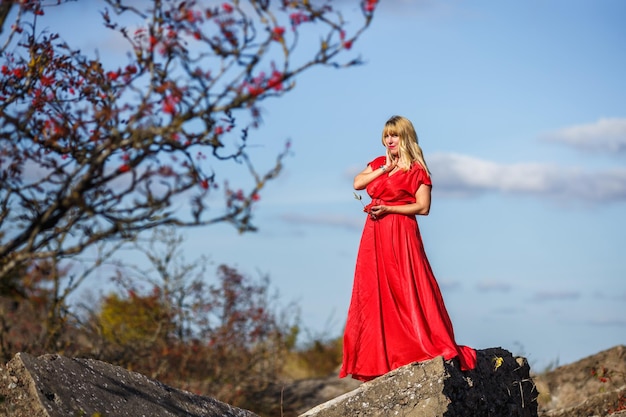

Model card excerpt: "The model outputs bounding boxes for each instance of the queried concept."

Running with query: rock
[299,347,538,417]
[534,345,626,417]
[0,352,259,417]
[0,348,543,417]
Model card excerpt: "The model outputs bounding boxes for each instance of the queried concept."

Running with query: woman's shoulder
[409,162,432,184]
[368,155,386,167]
[410,161,426,171]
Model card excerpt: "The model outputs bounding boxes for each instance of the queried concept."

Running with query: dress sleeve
[368,156,386,169]
[422,168,432,187]
[413,164,432,190]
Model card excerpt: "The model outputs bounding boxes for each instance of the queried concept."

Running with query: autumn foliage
[93,266,295,407]
[0,237,300,413]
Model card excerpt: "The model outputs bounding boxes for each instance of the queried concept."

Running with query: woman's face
[384,132,401,156]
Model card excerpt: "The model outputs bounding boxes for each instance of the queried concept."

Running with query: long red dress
[340,156,476,381]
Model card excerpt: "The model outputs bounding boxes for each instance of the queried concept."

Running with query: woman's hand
[384,149,397,171]
[369,204,390,219]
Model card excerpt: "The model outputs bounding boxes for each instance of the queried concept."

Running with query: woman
[340,115,476,382]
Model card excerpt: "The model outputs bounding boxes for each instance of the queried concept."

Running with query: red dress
[340,156,476,381]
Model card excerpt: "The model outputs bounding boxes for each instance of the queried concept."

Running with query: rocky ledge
[1,347,537,417]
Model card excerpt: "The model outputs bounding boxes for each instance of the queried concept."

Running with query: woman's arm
[368,184,431,217]
[353,165,381,190]
[354,153,397,190]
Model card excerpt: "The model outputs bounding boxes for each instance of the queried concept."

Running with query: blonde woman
[340,115,476,382]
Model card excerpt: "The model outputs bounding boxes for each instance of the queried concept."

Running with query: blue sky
[26,0,626,371]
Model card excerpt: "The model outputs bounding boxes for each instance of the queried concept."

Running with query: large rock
[535,345,626,417]
[0,348,539,417]
[0,352,259,417]
[300,347,538,417]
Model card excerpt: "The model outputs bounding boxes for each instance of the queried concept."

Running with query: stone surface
[0,352,259,417]
[535,345,626,417]
[299,347,538,417]
[9,346,621,417]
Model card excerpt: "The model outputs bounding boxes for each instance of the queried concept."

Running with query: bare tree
[0,0,377,280]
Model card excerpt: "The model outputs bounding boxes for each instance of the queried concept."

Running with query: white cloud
[541,117,626,153]
[429,153,626,203]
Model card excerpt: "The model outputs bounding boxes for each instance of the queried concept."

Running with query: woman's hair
[381,115,430,176]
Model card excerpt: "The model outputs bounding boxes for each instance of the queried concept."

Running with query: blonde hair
[381,115,430,176]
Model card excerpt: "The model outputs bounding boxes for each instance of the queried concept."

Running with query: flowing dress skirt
[340,209,476,381]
